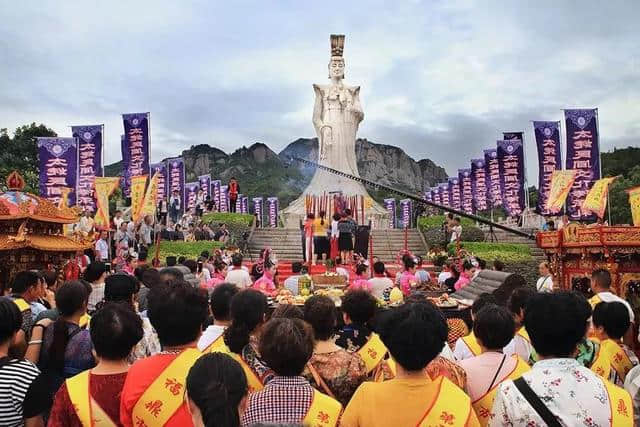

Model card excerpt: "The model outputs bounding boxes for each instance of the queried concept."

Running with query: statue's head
[328,34,346,80]
[328,57,345,79]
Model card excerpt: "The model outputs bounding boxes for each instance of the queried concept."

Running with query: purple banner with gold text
[71,125,102,211]
[121,113,150,197]
[497,140,525,217]
[533,121,562,216]
[38,137,78,206]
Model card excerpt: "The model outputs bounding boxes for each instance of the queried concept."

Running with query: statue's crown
[330,34,345,57]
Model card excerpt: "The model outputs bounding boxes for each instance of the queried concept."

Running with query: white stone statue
[282,35,387,227]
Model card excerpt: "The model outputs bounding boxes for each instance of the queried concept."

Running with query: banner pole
[594,109,610,224]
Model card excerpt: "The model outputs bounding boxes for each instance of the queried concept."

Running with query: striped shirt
[0,358,50,426]
[241,376,314,425]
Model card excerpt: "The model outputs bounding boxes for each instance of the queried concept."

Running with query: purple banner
[267,197,279,228]
[37,137,78,206]
[497,140,525,217]
[438,183,450,207]
[424,190,432,203]
[150,162,168,202]
[471,158,489,212]
[212,180,221,211]
[484,149,502,207]
[383,198,396,229]
[448,177,461,210]
[432,188,441,205]
[399,199,412,228]
[198,175,211,204]
[235,193,243,212]
[219,185,229,213]
[564,109,600,220]
[185,182,199,212]
[459,169,474,215]
[253,197,264,227]
[121,113,150,197]
[241,196,249,214]
[167,157,185,215]
[533,121,562,216]
[71,125,102,211]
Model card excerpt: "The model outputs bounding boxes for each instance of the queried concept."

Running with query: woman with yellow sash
[49,304,144,426]
[492,292,634,426]
[341,302,480,427]
[590,301,639,385]
[458,304,530,426]
[453,293,497,360]
[503,287,536,361]
[241,318,342,426]
[120,283,209,427]
[221,289,273,391]
[197,284,237,354]
[186,353,249,427]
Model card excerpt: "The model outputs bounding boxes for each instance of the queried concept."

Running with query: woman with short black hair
[242,318,342,426]
[302,296,366,405]
[223,289,273,389]
[458,304,529,425]
[49,304,144,426]
[186,352,248,427]
[341,302,478,426]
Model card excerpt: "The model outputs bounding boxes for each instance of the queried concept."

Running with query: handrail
[287,156,535,240]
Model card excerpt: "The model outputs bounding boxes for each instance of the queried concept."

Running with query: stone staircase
[370,229,428,262]
[247,227,429,263]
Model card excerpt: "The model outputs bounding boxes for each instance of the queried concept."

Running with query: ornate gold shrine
[0,172,91,292]
[537,223,640,295]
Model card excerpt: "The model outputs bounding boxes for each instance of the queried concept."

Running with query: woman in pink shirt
[204,261,227,290]
[398,256,417,296]
[252,262,277,295]
[454,260,475,291]
[348,263,372,292]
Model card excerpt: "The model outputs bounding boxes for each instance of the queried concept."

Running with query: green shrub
[201,213,254,244]
[148,241,224,264]
[446,241,532,262]
[417,215,475,229]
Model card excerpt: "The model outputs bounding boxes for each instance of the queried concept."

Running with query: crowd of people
[2,244,640,427]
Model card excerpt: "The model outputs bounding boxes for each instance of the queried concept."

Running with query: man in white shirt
[535,261,554,293]
[369,261,394,300]
[449,217,462,243]
[94,231,110,262]
[437,262,453,285]
[112,210,124,231]
[491,292,633,426]
[590,268,635,323]
[224,253,252,288]
[283,262,304,295]
[84,262,108,312]
[197,283,238,351]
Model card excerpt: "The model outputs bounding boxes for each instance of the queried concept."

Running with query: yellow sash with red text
[203,334,229,354]
[591,339,634,384]
[472,356,530,426]
[13,298,29,312]
[132,348,201,426]
[462,331,482,356]
[301,389,342,427]
[417,376,473,426]
[357,333,388,375]
[216,348,264,392]
[603,378,634,424]
[66,371,117,427]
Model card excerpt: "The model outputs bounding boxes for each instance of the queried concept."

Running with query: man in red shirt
[228,177,239,213]
[120,282,208,427]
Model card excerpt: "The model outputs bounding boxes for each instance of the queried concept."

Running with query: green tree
[608,165,640,225]
[0,123,57,193]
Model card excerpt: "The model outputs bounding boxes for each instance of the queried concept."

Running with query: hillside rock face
[106,138,448,206]
[280,138,448,192]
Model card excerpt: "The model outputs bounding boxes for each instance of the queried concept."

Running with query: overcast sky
[1,0,638,185]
